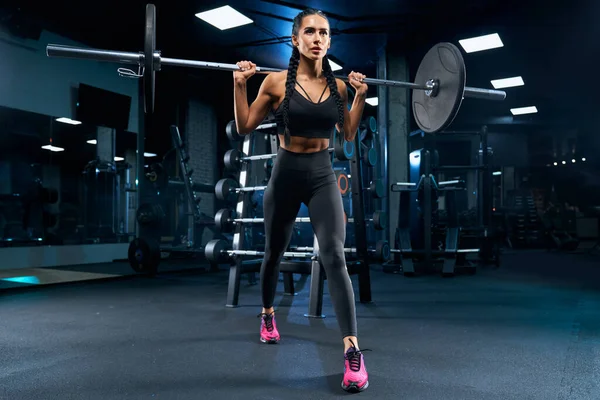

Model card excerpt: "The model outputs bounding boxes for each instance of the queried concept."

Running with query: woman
[233,8,370,393]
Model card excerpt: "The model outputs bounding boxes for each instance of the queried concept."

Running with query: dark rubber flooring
[2,250,600,399]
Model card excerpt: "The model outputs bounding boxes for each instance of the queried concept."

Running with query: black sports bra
[274,81,339,140]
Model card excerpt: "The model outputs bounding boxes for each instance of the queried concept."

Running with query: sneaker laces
[345,339,371,372]
[257,312,274,332]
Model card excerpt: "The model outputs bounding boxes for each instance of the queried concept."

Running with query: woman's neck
[297,56,324,80]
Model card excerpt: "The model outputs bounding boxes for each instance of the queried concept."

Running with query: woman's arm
[336,75,367,142]
[233,63,277,135]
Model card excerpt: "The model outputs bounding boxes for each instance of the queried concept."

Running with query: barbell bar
[205,239,317,263]
[205,239,390,263]
[45,4,506,134]
[291,239,390,261]
[224,143,363,171]
[214,208,386,232]
[46,44,505,102]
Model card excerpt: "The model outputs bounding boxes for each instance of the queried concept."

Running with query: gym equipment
[128,237,161,274]
[224,145,352,172]
[45,4,506,130]
[205,238,316,263]
[215,178,267,203]
[206,238,390,263]
[290,240,390,262]
[226,119,277,142]
[361,143,378,167]
[213,208,387,232]
[388,149,479,276]
[359,116,377,142]
[335,171,384,199]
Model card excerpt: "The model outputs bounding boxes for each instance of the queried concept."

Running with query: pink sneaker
[341,341,370,392]
[258,312,280,344]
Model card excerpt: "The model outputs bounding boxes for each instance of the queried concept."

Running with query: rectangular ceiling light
[459,33,503,53]
[114,157,125,162]
[510,106,538,115]
[328,59,343,72]
[491,76,524,89]
[144,152,157,157]
[55,117,81,125]
[366,97,379,106]
[87,139,97,145]
[41,145,65,152]
[196,6,253,30]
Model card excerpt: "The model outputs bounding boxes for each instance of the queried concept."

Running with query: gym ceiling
[1,0,597,137]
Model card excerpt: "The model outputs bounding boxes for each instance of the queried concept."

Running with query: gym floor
[2,250,600,400]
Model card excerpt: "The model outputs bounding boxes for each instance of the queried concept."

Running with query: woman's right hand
[234,60,256,83]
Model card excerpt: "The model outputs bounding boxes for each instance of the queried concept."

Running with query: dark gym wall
[488,132,529,168]
[0,28,139,133]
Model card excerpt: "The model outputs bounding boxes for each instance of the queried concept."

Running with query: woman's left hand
[348,71,368,95]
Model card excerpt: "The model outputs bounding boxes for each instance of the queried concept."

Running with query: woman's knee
[318,239,346,263]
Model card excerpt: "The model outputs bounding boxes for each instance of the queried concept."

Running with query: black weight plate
[376,240,390,261]
[226,120,243,142]
[364,147,377,167]
[224,149,242,171]
[128,237,161,274]
[205,239,229,263]
[215,178,239,202]
[144,4,156,114]
[368,116,377,133]
[412,42,466,133]
[372,210,388,230]
[369,180,385,199]
[214,208,235,233]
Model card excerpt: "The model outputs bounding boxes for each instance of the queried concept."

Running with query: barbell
[291,240,390,262]
[45,4,506,133]
[223,143,365,172]
[215,174,384,203]
[214,208,387,232]
[205,238,390,263]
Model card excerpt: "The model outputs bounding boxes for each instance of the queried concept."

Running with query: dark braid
[281,46,300,146]
[282,8,345,146]
[322,54,345,144]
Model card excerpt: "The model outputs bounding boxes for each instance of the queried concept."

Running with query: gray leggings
[260,147,357,338]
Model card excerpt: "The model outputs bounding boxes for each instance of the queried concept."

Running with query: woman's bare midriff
[278,135,330,153]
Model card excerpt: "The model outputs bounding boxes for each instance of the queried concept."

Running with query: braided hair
[281,9,345,146]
